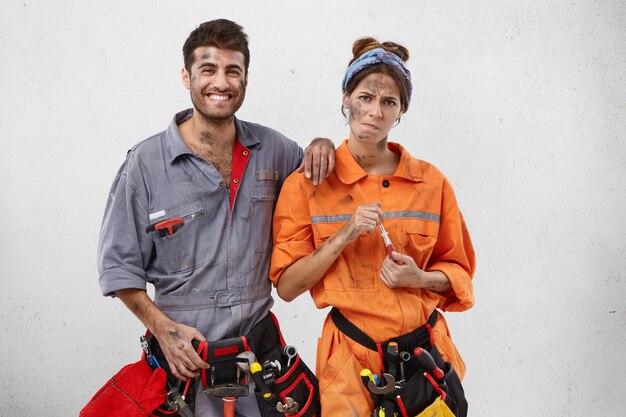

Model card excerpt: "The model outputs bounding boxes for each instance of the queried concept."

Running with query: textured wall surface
[1,1,625,415]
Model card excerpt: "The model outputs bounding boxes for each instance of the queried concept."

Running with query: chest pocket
[242,181,277,274]
[152,198,219,274]
[313,222,380,293]
[401,219,439,269]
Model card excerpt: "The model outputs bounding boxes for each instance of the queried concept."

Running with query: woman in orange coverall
[269,38,476,416]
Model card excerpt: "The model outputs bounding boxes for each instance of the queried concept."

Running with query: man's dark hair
[183,19,250,73]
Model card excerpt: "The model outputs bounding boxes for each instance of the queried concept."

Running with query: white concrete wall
[1,1,625,415]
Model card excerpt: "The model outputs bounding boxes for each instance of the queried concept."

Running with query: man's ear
[244,73,248,88]
[182,67,191,90]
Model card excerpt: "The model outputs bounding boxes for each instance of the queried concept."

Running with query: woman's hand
[379,251,424,288]
[380,251,452,292]
[340,202,383,242]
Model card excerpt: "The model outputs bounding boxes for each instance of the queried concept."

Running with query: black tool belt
[330,307,437,362]
[330,307,467,417]
[148,312,320,417]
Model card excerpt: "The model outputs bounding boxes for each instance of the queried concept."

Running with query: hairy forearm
[115,288,173,338]
[277,230,350,301]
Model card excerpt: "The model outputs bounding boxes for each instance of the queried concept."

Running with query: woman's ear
[342,92,350,108]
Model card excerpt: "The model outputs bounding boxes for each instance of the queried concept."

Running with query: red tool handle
[385,242,396,257]
[222,396,236,417]
[154,217,184,236]
[413,347,445,380]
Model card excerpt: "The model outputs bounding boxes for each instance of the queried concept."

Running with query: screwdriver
[379,223,402,264]
[379,223,396,257]
[250,362,273,399]
[413,347,445,380]
[360,368,376,388]
[386,342,399,380]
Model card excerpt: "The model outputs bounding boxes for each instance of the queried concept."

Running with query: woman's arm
[379,177,475,308]
[276,202,383,301]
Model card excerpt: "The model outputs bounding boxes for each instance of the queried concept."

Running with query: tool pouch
[373,345,466,417]
[330,307,467,417]
[147,331,253,414]
[145,335,200,416]
[247,312,321,417]
[147,312,320,417]
[197,336,250,398]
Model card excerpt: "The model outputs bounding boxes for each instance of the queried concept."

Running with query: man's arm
[116,289,209,381]
[98,161,208,381]
[297,138,335,185]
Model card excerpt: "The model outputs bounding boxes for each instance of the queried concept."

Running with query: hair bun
[381,41,409,62]
[350,37,409,64]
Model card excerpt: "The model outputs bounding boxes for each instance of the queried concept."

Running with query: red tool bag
[79,359,168,417]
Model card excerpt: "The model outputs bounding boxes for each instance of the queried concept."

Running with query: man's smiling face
[183,46,248,122]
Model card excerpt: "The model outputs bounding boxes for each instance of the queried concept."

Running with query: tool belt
[330,307,467,417]
[149,312,320,417]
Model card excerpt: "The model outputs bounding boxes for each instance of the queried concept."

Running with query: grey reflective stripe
[311,210,439,224]
[311,214,352,224]
[155,282,271,311]
[384,211,440,222]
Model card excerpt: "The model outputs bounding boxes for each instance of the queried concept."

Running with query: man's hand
[297,138,335,185]
[115,288,209,381]
[153,321,209,381]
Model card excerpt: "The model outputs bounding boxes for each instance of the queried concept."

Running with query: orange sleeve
[269,174,316,286]
[426,177,476,312]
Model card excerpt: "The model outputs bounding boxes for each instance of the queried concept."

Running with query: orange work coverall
[270,141,476,416]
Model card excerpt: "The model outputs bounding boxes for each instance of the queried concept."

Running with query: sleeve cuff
[99,266,148,297]
[427,261,474,312]
[269,241,316,286]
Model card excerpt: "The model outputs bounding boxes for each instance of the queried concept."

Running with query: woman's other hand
[379,251,452,292]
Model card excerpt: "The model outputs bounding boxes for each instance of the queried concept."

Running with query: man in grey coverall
[97,19,334,416]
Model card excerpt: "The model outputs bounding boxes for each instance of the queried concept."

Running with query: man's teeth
[209,94,230,101]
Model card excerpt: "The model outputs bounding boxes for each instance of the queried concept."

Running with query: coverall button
[382,179,390,188]
[243,150,249,156]
[233,178,240,184]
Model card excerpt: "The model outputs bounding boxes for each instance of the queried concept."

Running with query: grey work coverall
[98,109,303,416]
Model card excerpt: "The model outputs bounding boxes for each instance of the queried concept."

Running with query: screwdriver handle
[413,347,445,380]
[360,368,375,387]
[387,342,399,379]
[250,362,272,399]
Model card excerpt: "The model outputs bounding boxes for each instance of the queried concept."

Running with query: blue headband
[341,48,412,108]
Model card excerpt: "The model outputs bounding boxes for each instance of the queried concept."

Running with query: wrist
[422,270,451,292]
[151,313,175,340]
[335,225,356,247]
